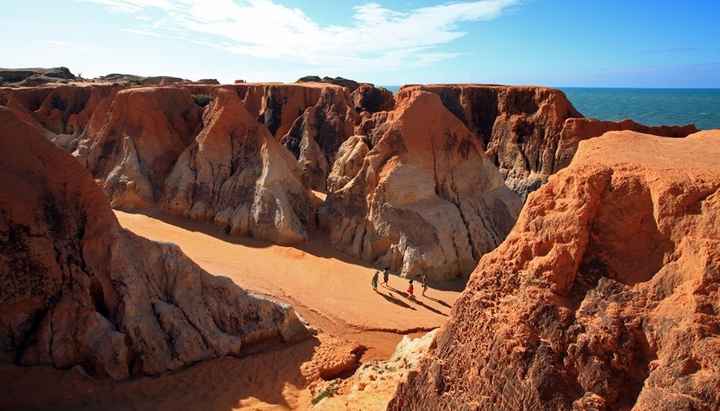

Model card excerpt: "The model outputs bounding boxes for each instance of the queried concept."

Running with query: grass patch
[311,382,340,406]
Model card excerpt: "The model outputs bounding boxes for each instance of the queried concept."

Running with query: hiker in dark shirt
[421,273,429,296]
[371,270,379,291]
[382,268,390,287]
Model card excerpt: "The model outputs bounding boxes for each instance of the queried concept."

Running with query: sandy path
[115,210,460,333]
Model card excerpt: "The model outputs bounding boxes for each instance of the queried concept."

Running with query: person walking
[382,268,390,287]
[371,270,379,291]
[407,279,414,299]
[421,273,428,296]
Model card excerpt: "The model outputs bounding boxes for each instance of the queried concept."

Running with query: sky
[1,0,719,87]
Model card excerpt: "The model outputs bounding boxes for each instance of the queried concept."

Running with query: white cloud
[77,0,519,70]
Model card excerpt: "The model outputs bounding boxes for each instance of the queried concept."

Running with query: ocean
[382,86,720,130]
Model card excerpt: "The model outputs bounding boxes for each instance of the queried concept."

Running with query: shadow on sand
[121,208,381,269]
[381,286,449,316]
[424,295,452,309]
[118,209,470,292]
[374,288,417,310]
[410,298,448,317]
[0,337,320,411]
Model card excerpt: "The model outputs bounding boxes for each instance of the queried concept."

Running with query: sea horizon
[380,85,720,130]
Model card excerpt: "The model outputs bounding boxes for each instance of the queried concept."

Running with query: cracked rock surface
[0,106,309,380]
[389,129,720,410]
[322,89,521,280]
[404,85,698,199]
[163,87,314,244]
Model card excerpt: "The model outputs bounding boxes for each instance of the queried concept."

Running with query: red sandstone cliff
[322,89,522,280]
[389,129,720,410]
[162,87,314,244]
[0,82,701,268]
[0,106,308,380]
[281,87,357,191]
[403,85,698,197]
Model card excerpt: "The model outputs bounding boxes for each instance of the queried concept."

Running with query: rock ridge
[0,106,309,380]
[389,129,720,410]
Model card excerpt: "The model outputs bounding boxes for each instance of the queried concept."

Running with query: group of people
[371,268,428,299]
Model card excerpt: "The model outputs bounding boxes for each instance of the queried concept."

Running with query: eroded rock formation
[555,118,699,170]
[350,84,395,114]
[297,75,361,91]
[404,85,698,198]
[163,87,315,244]
[400,84,582,196]
[0,106,308,380]
[0,67,76,86]
[0,84,121,150]
[232,83,329,138]
[79,86,203,209]
[281,87,357,191]
[0,81,701,268]
[390,130,720,410]
[322,89,521,280]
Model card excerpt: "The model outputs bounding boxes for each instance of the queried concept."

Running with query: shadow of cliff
[0,337,320,411]
[118,208,469,294]
[121,208,381,270]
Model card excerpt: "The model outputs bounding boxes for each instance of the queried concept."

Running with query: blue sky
[1,0,719,87]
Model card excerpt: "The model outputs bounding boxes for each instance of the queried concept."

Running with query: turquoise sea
[382,86,720,130]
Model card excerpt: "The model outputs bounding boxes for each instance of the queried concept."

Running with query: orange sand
[115,210,459,333]
[1,210,460,410]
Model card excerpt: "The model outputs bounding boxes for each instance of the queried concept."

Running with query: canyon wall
[389,129,720,410]
[403,84,698,198]
[321,89,522,280]
[0,81,699,279]
[0,106,308,380]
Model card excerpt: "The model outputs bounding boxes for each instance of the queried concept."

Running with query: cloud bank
[78,0,519,70]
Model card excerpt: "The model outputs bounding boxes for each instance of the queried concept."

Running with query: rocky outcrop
[163,87,315,244]
[401,84,583,197]
[405,85,700,198]
[0,84,121,150]
[0,67,76,86]
[0,83,339,244]
[297,76,361,91]
[327,135,371,192]
[233,83,330,138]
[97,73,189,86]
[390,130,720,410]
[350,84,395,114]
[281,87,357,191]
[555,117,699,170]
[314,330,439,410]
[78,86,203,209]
[0,107,308,380]
[321,89,521,280]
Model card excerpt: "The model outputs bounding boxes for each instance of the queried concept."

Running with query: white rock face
[163,87,314,244]
[322,90,521,280]
[0,106,309,380]
[327,135,370,192]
